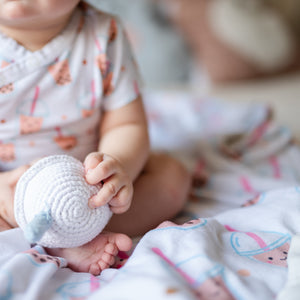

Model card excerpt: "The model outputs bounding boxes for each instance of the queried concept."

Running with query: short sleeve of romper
[91,10,142,111]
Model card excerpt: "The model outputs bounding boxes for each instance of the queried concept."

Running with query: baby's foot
[47,231,132,275]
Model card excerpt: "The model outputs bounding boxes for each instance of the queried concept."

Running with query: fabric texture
[1,91,300,298]
[0,4,141,171]
[277,234,300,300]
[14,155,112,248]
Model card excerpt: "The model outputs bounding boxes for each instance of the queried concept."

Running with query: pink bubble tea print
[96,53,113,96]
[0,60,14,94]
[0,142,15,162]
[48,59,72,86]
[108,19,118,43]
[95,53,108,76]
[54,127,77,150]
[81,80,96,118]
[20,87,43,135]
[94,28,107,76]
[81,108,95,118]
[94,29,113,96]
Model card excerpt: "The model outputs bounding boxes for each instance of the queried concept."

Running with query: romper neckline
[0,8,82,87]
[0,8,82,60]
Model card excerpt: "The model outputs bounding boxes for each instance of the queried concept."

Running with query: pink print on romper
[0,60,14,94]
[48,58,72,86]
[81,80,96,118]
[20,87,43,134]
[94,33,114,96]
[54,126,77,150]
[0,141,15,162]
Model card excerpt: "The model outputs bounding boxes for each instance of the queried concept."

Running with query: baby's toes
[103,251,116,266]
[98,257,112,271]
[104,242,118,256]
[98,251,115,271]
[89,263,101,276]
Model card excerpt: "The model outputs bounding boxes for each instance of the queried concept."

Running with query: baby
[0,0,191,275]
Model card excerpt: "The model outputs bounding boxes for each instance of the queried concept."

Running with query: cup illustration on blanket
[225,225,291,267]
[154,248,235,300]
[14,155,112,248]
[177,255,229,294]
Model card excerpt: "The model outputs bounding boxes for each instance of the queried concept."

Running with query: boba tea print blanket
[1,91,300,300]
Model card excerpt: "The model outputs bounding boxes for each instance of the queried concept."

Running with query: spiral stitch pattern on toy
[14,155,112,248]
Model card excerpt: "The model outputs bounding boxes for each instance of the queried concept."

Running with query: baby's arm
[84,96,149,213]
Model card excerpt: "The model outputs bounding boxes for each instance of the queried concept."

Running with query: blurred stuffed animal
[271,0,300,39]
[162,0,299,83]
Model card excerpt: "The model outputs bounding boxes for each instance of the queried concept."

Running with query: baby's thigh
[145,152,191,202]
[0,216,13,232]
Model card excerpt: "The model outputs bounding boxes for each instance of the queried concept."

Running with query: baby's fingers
[84,152,104,172]
[89,180,133,213]
[85,154,116,185]
[109,185,133,214]
[89,176,123,208]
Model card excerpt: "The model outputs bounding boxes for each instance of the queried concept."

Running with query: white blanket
[1,90,300,300]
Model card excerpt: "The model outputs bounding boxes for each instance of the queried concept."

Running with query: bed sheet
[1,89,300,300]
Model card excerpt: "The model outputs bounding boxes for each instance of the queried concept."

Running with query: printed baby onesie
[0,4,141,171]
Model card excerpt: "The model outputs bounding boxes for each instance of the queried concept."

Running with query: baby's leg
[106,152,192,237]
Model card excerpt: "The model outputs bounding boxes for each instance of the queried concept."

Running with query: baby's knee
[0,197,17,229]
[149,153,192,211]
[166,157,191,206]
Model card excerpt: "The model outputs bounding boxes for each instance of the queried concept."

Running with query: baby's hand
[84,152,133,214]
[0,165,30,228]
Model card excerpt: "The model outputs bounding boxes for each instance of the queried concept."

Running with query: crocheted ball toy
[14,155,112,248]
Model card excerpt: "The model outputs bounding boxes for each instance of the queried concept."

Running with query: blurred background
[87,0,300,137]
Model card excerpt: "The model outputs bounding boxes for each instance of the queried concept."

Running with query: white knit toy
[14,155,112,248]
